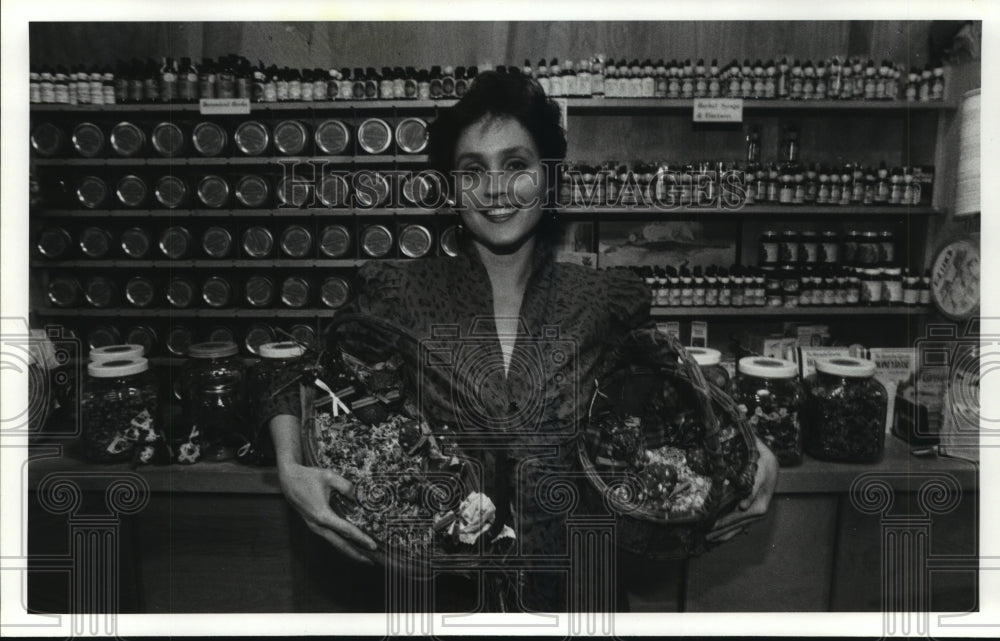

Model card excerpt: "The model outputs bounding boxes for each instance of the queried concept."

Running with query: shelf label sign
[199,98,251,115]
[693,98,743,123]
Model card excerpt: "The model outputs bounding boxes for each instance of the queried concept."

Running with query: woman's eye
[506,160,528,171]
[461,165,486,174]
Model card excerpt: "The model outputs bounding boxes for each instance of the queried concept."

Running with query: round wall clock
[930,233,980,320]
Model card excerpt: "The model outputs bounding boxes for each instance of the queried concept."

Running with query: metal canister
[289,324,317,350]
[244,275,275,308]
[398,224,433,258]
[192,122,227,157]
[125,276,156,308]
[166,325,195,356]
[244,324,276,356]
[314,119,351,155]
[79,226,112,258]
[360,224,394,258]
[72,122,105,157]
[84,276,117,308]
[320,276,352,309]
[201,226,234,258]
[234,120,270,156]
[76,176,109,209]
[87,326,122,351]
[235,175,270,208]
[280,276,310,308]
[37,226,73,259]
[47,277,83,308]
[207,326,236,345]
[276,176,311,208]
[197,175,230,208]
[316,173,350,207]
[115,175,148,208]
[357,118,392,154]
[109,121,146,157]
[273,120,309,156]
[151,122,185,157]
[395,117,428,154]
[401,172,440,208]
[318,224,352,258]
[439,225,459,257]
[154,175,187,208]
[166,277,196,309]
[280,225,314,258]
[352,171,391,208]
[31,123,64,157]
[158,226,192,259]
[201,275,233,308]
[241,226,275,258]
[124,326,158,357]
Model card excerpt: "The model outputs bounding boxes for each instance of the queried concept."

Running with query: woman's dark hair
[427,70,567,178]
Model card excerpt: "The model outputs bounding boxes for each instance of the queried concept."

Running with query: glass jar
[858,231,880,266]
[732,356,805,466]
[247,341,306,464]
[804,356,886,462]
[818,231,840,265]
[81,357,158,462]
[799,230,819,265]
[177,341,248,461]
[758,231,779,266]
[687,347,730,390]
[778,230,799,264]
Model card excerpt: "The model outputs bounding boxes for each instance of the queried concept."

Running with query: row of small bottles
[520,56,945,101]
[30,56,481,104]
[758,229,900,269]
[66,321,319,357]
[45,272,356,311]
[36,222,458,261]
[631,264,931,308]
[30,117,428,158]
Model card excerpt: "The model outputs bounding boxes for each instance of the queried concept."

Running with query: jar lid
[235,175,270,208]
[201,226,233,258]
[244,326,276,355]
[31,123,64,157]
[187,341,239,359]
[687,347,722,367]
[37,227,72,259]
[192,121,227,157]
[815,356,876,378]
[281,276,310,308]
[319,225,352,258]
[317,174,350,207]
[353,172,390,208]
[116,175,148,207]
[398,224,432,258]
[202,276,232,307]
[125,277,155,307]
[166,278,195,308]
[242,226,274,258]
[738,356,797,379]
[72,122,105,157]
[289,324,317,350]
[47,278,80,307]
[395,117,428,153]
[151,122,185,157]
[259,341,305,359]
[159,226,192,259]
[87,325,123,351]
[76,176,108,208]
[361,224,393,258]
[276,176,311,208]
[244,275,274,307]
[110,121,146,157]
[155,175,187,208]
[235,121,270,156]
[439,225,459,257]
[166,326,194,356]
[90,344,144,362]
[314,119,350,155]
[320,276,352,309]
[207,326,236,344]
[79,226,111,258]
[357,118,392,154]
[280,225,313,258]
[273,120,309,156]
[88,357,149,378]
[401,173,439,207]
[125,326,157,356]
[197,175,230,208]
[84,277,116,307]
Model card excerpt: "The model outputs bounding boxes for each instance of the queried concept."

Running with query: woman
[267,69,778,612]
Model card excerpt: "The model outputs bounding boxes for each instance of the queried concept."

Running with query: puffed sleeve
[605,267,653,330]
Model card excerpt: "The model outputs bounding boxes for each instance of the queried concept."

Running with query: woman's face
[452,115,547,254]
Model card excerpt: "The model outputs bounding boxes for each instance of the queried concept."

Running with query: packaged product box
[866,348,917,434]
[741,332,792,360]
[656,322,680,341]
[793,346,854,379]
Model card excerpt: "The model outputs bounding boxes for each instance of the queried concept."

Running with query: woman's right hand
[277,461,378,564]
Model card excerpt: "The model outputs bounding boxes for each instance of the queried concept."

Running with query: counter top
[26,436,977,495]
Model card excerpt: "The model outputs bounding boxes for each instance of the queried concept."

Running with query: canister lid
[206,326,236,344]
[815,356,876,378]
[244,275,274,307]
[319,224,352,258]
[72,122,105,157]
[88,357,149,378]
[47,278,80,307]
[154,175,187,208]
[235,175,269,207]
[201,226,233,258]
[201,276,232,307]
[166,326,194,356]
[320,276,352,309]
[187,341,239,359]
[87,326,122,351]
[352,172,390,208]
[314,119,350,155]
[235,120,270,156]
[31,123,64,157]
[76,176,108,208]
[395,117,428,153]
[276,176,311,208]
[360,225,393,258]
[738,356,798,379]
[316,174,350,207]
[151,122,185,157]
[197,175,230,208]
[159,226,192,259]
[687,347,722,367]
[110,121,146,157]
[280,225,313,258]
[259,341,305,359]
[398,224,432,258]
[280,276,310,308]
[242,226,274,257]
[244,326,276,355]
[166,278,195,308]
[125,277,155,307]
[116,175,148,207]
[192,121,227,157]
[289,324,317,350]
[79,226,111,258]
[439,225,459,257]
[357,118,392,154]
[37,227,72,258]
[274,120,308,156]
[90,344,144,362]
[84,276,116,307]
[124,326,157,356]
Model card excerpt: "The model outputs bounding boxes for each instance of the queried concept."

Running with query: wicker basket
[579,327,759,560]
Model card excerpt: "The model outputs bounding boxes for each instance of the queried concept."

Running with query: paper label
[199,98,251,115]
[693,98,743,122]
[867,348,917,433]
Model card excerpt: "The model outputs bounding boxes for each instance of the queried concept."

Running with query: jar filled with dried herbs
[177,341,248,462]
[732,356,804,466]
[81,357,158,462]
[805,357,886,462]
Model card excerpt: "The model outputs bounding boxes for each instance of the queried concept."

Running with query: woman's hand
[706,436,779,543]
[277,460,378,564]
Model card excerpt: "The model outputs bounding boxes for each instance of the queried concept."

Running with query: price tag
[692,98,743,123]
[199,98,251,115]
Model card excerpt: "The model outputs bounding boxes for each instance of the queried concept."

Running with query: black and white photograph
[1,2,996,637]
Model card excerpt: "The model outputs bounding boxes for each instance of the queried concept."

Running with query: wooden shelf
[564,97,959,112]
[32,207,441,218]
[560,205,942,217]
[650,305,931,317]
[29,99,456,113]
[33,308,330,318]
[33,154,427,167]
[32,258,364,269]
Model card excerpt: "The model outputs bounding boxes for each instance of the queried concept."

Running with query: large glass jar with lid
[731,356,805,466]
[177,341,248,462]
[81,357,158,462]
[804,356,887,463]
[686,347,730,391]
[246,341,307,465]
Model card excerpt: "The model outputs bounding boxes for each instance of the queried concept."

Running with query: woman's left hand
[706,436,778,543]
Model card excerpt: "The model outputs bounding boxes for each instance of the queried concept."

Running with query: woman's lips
[479,207,518,223]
